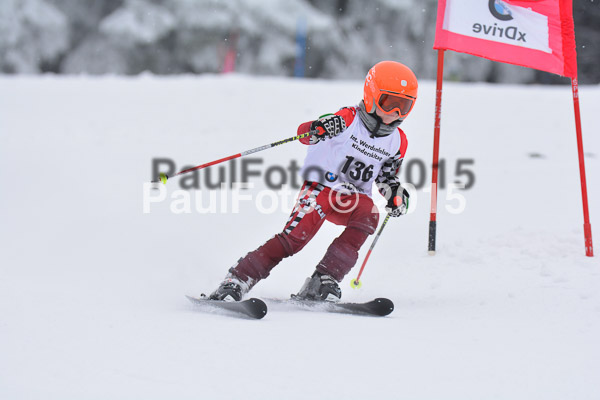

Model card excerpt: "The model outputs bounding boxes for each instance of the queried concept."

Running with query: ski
[186,295,268,319]
[268,296,394,317]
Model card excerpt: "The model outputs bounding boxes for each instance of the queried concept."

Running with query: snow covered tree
[0,0,69,73]
[0,0,597,83]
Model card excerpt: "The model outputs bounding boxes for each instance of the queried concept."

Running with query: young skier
[209,60,417,302]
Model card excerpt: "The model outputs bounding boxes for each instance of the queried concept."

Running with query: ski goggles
[376,90,415,117]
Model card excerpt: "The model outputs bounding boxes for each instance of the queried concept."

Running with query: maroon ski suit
[229,106,407,287]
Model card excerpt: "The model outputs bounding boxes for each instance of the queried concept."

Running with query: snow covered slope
[0,74,598,399]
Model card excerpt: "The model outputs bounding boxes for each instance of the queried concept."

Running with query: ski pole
[350,213,391,289]
[151,130,317,184]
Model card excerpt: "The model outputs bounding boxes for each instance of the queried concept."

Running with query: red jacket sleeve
[297,121,313,144]
[298,107,357,145]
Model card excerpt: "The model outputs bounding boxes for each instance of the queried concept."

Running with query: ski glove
[309,114,346,144]
[386,185,410,217]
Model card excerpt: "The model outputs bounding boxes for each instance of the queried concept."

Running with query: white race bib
[300,116,401,197]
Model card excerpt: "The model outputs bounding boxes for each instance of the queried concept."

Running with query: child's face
[375,106,401,125]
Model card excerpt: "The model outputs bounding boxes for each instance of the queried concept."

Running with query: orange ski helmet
[363,61,418,118]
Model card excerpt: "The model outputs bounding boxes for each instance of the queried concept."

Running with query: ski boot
[208,274,249,302]
[294,271,341,302]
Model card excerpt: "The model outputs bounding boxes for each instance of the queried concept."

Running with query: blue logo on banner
[489,0,513,21]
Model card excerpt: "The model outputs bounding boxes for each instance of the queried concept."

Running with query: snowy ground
[1,74,599,399]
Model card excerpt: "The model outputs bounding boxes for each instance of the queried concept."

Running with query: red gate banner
[434,0,577,77]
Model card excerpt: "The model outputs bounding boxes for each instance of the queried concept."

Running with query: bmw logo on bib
[325,172,338,182]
